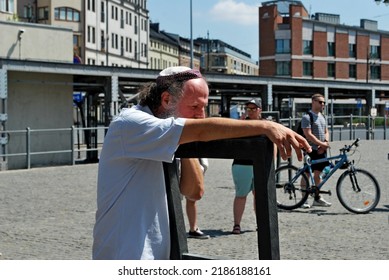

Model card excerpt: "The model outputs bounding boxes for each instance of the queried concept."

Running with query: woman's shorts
[231,164,254,197]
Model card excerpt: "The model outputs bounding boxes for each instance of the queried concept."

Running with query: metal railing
[280,114,388,141]
[0,126,108,170]
[0,114,388,170]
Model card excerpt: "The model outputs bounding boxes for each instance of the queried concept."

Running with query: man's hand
[317,141,330,154]
[264,122,312,161]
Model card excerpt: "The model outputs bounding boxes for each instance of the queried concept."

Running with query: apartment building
[0,0,17,21]
[195,38,259,75]
[84,0,148,67]
[149,22,179,70]
[165,32,202,70]
[16,0,149,68]
[259,0,389,83]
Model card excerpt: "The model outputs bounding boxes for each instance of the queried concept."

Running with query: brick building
[259,0,389,83]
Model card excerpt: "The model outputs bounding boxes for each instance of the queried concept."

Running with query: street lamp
[190,0,194,69]
[375,0,389,6]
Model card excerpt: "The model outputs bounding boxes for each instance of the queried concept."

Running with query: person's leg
[313,170,321,186]
[300,172,311,208]
[233,196,247,228]
[186,198,197,232]
[186,198,210,238]
[312,159,332,207]
[180,158,209,238]
[231,164,253,234]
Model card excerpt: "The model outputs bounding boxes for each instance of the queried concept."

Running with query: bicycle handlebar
[340,138,360,153]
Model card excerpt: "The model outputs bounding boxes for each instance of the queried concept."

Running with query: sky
[148,0,389,61]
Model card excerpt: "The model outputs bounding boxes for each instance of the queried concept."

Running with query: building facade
[84,0,148,68]
[165,32,202,70]
[16,0,149,68]
[195,38,259,75]
[0,0,17,21]
[149,22,179,70]
[259,0,389,83]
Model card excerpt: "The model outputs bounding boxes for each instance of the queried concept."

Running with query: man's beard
[155,103,177,119]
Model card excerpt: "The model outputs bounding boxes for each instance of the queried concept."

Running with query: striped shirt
[301,110,326,150]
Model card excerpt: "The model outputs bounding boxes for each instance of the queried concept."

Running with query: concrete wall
[0,20,73,62]
[6,71,74,169]
[0,20,74,169]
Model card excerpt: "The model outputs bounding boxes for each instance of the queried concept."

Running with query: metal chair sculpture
[163,136,279,260]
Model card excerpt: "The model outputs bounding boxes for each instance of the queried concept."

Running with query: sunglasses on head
[246,107,258,112]
[315,100,326,105]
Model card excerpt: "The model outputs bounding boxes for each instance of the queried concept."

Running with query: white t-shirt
[92,105,185,260]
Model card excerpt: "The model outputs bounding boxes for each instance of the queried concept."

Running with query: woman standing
[231,98,262,234]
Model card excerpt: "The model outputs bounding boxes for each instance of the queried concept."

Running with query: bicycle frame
[304,152,349,190]
[283,138,360,194]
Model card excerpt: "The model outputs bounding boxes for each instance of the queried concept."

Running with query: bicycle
[275,138,381,214]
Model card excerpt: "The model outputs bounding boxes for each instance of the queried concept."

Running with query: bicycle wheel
[275,165,310,210]
[336,168,381,214]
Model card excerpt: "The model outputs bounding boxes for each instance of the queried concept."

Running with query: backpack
[295,111,314,138]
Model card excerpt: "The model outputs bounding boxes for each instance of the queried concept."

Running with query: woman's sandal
[232,224,241,234]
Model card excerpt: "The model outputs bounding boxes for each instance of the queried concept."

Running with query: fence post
[26,127,31,169]
[349,114,353,140]
[339,127,342,141]
[330,115,334,142]
[384,115,387,140]
[71,126,75,165]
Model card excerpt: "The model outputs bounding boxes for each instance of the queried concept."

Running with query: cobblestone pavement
[0,140,388,260]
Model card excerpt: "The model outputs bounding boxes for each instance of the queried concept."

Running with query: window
[101,31,105,50]
[55,7,80,22]
[101,2,105,23]
[370,45,380,59]
[370,65,381,80]
[0,0,15,13]
[144,43,147,58]
[276,61,290,76]
[276,39,290,54]
[111,33,118,49]
[327,42,335,57]
[303,40,313,55]
[349,44,356,58]
[303,61,313,76]
[121,36,124,56]
[120,9,124,28]
[38,6,49,20]
[87,0,95,12]
[134,41,138,60]
[23,4,33,19]
[349,64,356,78]
[87,58,96,65]
[134,16,138,34]
[327,63,335,77]
[87,26,95,44]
